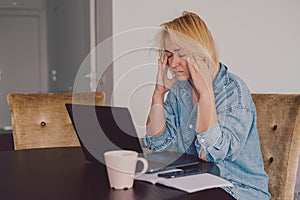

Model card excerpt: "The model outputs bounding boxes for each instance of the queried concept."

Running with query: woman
[144,11,270,200]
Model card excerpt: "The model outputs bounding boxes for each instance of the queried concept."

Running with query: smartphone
[158,168,203,179]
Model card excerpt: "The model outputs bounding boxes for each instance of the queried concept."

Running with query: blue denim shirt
[144,63,270,200]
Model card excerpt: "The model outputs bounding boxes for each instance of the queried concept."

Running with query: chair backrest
[252,94,300,200]
[7,92,105,150]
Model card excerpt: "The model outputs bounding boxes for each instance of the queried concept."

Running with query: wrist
[198,89,215,103]
[152,90,165,104]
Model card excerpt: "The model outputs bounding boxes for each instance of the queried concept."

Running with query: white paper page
[159,173,233,193]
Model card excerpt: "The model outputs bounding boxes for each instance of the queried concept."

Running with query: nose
[168,54,180,68]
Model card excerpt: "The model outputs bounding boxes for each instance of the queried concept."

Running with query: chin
[176,76,189,81]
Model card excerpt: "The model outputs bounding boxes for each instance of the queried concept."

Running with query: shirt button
[200,138,205,143]
[189,124,193,129]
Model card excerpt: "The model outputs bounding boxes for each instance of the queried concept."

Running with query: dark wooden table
[0,129,13,151]
[0,147,232,200]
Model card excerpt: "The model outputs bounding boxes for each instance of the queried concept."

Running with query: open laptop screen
[65,104,143,163]
[66,103,199,172]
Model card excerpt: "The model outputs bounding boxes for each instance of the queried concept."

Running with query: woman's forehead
[164,36,181,53]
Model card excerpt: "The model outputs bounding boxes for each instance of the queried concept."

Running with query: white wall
[111,0,300,137]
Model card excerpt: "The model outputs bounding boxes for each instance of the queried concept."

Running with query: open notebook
[135,169,233,193]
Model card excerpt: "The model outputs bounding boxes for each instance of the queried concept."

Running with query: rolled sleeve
[144,131,172,152]
[195,107,253,162]
[195,124,222,162]
[196,124,221,147]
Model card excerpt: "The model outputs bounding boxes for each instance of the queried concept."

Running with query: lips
[175,71,184,74]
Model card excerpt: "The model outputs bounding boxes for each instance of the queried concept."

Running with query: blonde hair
[155,11,219,77]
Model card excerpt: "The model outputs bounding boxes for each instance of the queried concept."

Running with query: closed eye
[165,51,173,59]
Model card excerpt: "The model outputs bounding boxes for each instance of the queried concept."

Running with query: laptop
[65,104,199,173]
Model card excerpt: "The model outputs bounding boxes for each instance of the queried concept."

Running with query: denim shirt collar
[213,63,229,94]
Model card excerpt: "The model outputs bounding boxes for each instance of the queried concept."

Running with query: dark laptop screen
[66,104,143,163]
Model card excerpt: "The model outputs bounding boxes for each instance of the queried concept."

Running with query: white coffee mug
[104,150,148,189]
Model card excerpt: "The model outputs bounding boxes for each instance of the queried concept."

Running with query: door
[0,13,44,128]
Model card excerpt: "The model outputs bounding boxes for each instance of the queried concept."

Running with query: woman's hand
[147,54,175,137]
[154,54,177,95]
[186,55,218,133]
[186,56,214,95]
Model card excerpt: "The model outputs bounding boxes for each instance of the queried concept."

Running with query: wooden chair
[7,92,105,150]
[252,94,300,200]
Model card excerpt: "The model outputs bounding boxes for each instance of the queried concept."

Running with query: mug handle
[133,157,148,178]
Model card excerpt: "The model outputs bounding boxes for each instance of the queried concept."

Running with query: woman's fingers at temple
[155,54,177,94]
[163,53,168,65]
[186,56,198,76]
[186,56,213,94]
[187,56,213,82]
